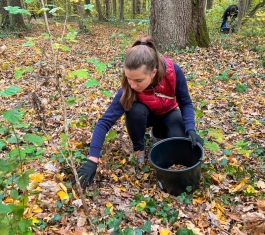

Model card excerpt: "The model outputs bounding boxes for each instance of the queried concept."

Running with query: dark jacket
[221,5,238,28]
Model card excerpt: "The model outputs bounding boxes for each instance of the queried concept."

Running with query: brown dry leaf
[232,227,247,235]
[77,216,87,227]
[74,226,89,235]
[211,172,223,184]
[55,227,72,235]
[243,212,265,235]
[257,199,265,212]
[0,45,6,54]
[226,212,242,222]
[257,180,265,189]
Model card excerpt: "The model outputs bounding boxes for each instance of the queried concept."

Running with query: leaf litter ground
[0,21,265,235]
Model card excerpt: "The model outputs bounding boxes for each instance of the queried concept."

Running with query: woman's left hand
[187,130,204,148]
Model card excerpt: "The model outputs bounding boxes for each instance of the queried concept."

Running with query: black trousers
[125,102,186,151]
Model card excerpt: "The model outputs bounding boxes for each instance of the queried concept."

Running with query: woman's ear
[152,68,157,78]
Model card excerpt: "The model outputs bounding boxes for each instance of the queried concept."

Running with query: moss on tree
[196,18,210,47]
[189,31,198,48]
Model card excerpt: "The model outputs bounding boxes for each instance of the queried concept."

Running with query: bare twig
[39,1,97,233]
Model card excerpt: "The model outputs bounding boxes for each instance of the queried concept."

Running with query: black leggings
[125,102,186,151]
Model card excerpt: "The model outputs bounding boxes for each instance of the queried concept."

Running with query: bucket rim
[148,137,204,172]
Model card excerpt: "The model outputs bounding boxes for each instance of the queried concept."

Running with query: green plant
[156,201,179,224]
[0,108,45,234]
[176,227,196,235]
[177,186,193,204]
[236,83,248,92]
[130,193,179,224]
[214,71,230,81]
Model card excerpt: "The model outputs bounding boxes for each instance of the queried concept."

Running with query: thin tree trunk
[142,0,146,11]
[248,0,265,17]
[132,0,136,18]
[105,0,110,18]
[136,0,141,14]
[76,1,84,30]
[120,0,124,20]
[206,0,213,9]
[112,0,117,17]
[95,0,104,21]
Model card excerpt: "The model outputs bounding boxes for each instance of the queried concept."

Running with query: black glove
[71,159,97,190]
[187,130,204,148]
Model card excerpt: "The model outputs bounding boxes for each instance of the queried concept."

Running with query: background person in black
[221,5,238,28]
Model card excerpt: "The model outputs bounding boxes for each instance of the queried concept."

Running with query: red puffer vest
[136,58,178,115]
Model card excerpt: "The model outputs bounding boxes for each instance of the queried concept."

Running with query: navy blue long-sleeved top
[89,63,195,158]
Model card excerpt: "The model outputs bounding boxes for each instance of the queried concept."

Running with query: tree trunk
[105,0,110,18]
[120,0,124,20]
[9,0,26,29]
[95,0,104,21]
[85,0,92,16]
[149,0,209,53]
[113,0,117,16]
[247,0,265,17]
[192,0,210,47]
[136,0,141,14]
[237,0,251,32]
[132,0,136,18]
[142,0,147,11]
[0,0,10,27]
[206,0,213,9]
[76,1,85,30]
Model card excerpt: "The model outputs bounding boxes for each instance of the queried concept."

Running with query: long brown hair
[120,36,166,111]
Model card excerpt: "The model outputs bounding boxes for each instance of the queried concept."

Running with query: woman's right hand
[71,158,98,189]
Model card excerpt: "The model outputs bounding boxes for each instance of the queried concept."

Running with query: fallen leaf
[72,199,83,208]
[57,191,69,204]
[232,227,247,235]
[77,216,87,227]
[231,178,247,193]
[211,172,223,184]
[159,229,170,235]
[257,199,265,212]
[256,180,265,189]
[226,212,242,222]
[29,173,44,183]
[59,182,67,193]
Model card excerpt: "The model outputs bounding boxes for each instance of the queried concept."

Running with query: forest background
[0,0,265,234]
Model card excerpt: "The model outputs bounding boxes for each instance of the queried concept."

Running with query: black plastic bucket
[148,137,204,196]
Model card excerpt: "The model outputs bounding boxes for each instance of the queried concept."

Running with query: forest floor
[0,19,265,235]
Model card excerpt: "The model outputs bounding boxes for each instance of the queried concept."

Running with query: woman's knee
[126,102,149,120]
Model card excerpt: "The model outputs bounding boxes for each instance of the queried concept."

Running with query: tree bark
[136,0,141,14]
[0,0,10,27]
[248,0,265,17]
[112,0,117,16]
[105,0,110,18]
[95,0,104,21]
[132,0,136,18]
[142,0,147,11]
[76,1,85,30]
[237,0,251,32]
[9,0,26,29]
[149,0,209,53]
[206,0,213,9]
[120,0,124,20]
